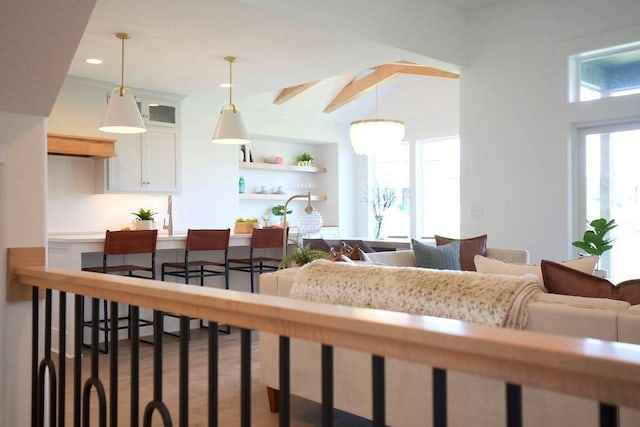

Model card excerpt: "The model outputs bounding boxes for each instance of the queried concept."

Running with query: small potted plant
[279,242,328,269]
[296,152,314,166]
[572,217,616,276]
[131,208,157,230]
[271,205,292,227]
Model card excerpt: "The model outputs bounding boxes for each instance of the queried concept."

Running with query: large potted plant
[572,217,616,275]
[131,208,157,230]
[279,242,328,269]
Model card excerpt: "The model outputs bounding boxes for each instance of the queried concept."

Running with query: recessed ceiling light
[86,58,103,65]
[219,83,233,88]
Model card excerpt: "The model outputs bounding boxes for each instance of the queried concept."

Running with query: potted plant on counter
[131,208,157,230]
[272,205,292,227]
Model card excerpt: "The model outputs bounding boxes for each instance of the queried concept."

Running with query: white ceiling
[68,0,444,100]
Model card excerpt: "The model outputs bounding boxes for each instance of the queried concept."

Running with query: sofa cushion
[412,239,460,270]
[541,260,640,305]
[474,255,598,286]
[435,234,487,271]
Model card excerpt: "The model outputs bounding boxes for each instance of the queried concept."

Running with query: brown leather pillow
[435,234,487,271]
[541,260,640,305]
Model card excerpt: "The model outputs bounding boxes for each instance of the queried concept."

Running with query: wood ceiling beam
[323,63,459,113]
[273,81,319,104]
[323,64,400,113]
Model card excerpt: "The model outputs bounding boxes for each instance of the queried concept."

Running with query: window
[416,137,460,238]
[371,136,460,239]
[371,142,410,238]
[571,42,640,102]
[576,122,640,281]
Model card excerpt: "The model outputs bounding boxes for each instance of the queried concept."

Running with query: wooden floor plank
[63,328,369,426]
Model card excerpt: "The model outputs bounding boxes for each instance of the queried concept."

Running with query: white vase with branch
[369,183,396,240]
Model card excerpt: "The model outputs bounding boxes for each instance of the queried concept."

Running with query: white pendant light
[212,56,249,144]
[349,72,404,156]
[99,33,146,134]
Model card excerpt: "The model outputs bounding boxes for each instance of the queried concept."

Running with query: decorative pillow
[541,260,640,305]
[412,239,460,270]
[325,248,354,263]
[474,254,598,286]
[340,243,371,262]
[340,239,375,253]
[435,234,487,271]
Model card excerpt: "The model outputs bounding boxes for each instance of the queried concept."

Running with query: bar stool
[81,229,158,353]
[161,228,231,336]
[228,227,287,293]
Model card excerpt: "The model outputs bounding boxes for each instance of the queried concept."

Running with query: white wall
[460,0,640,262]
[0,111,47,426]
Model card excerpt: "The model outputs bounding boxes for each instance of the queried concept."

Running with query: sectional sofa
[259,248,640,426]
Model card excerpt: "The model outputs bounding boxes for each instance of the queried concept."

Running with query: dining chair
[81,229,158,353]
[229,227,287,293]
[161,228,231,336]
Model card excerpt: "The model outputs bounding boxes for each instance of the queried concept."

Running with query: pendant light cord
[115,32,131,97]
[120,35,125,96]
[229,57,233,105]
[224,56,237,112]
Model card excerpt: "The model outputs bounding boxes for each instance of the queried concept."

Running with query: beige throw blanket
[290,260,544,329]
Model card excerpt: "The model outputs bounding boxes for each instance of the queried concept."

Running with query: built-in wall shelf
[239,193,327,201]
[239,162,326,173]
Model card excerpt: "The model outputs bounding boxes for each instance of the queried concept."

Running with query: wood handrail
[15,265,640,409]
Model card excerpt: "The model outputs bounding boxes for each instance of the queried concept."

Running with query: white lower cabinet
[97,128,181,193]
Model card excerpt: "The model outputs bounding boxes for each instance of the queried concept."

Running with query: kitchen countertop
[48,232,254,245]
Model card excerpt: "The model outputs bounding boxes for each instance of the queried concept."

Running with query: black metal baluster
[208,322,219,427]
[433,368,447,427]
[58,291,67,427]
[110,301,119,427]
[321,345,333,427]
[241,328,251,427]
[38,289,57,427]
[372,355,385,427]
[74,296,82,427]
[179,315,189,426]
[131,306,140,427]
[600,403,619,427]
[279,336,290,427]
[82,297,107,427]
[31,287,39,427]
[142,310,172,426]
[506,383,522,427]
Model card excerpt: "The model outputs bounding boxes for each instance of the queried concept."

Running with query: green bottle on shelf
[239,176,245,194]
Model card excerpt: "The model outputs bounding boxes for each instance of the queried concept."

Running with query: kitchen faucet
[163,195,173,236]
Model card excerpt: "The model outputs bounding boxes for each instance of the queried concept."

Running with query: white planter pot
[133,220,154,230]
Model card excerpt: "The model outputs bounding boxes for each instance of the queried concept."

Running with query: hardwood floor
[64,327,370,426]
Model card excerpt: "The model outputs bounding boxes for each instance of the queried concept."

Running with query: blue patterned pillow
[412,239,461,270]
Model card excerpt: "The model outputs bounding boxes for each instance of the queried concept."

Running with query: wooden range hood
[47,133,116,158]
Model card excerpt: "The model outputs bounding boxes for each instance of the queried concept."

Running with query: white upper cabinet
[96,94,182,194]
[137,98,178,127]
